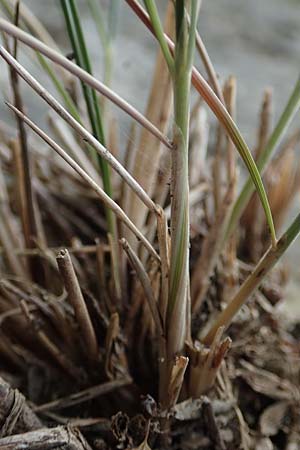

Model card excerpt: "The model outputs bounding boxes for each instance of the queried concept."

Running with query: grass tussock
[0,1,300,449]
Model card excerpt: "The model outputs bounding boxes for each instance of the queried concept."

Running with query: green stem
[204,212,300,345]
[226,76,300,241]
[144,0,174,72]
[167,0,199,356]
[60,0,115,230]
[126,0,277,251]
[60,0,120,298]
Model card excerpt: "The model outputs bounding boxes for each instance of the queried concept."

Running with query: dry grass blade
[126,0,277,247]
[254,88,273,160]
[0,19,172,149]
[3,16,42,281]
[34,377,131,412]
[203,213,300,345]
[6,102,159,261]
[166,356,189,408]
[195,30,224,103]
[156,206,170,327]
[107,233,122,301]
[56,248,98,362]
[191,184,235,315]
[126,1,173,240]
[0,46,158,215]
[19,300,83,380]
[188,327,231,397]
[0,219,27,278]
[120,238,163,336]
[6,55,36,251]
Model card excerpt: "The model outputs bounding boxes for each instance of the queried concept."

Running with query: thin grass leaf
[143,0,174,72]
[60,0,115,232]
[56,248,98,362]
[203,212,300,345]
[125,0,277,247]
[167,1,199,359]
[120,238,164,336]
[195,29,224,103]
[0,0,60,51]
[37,53,81,122]
[127,1,174,249]
[0,0,81,120]
[6,102,160,261]
[0,18,172,149]
[226,76,300,241]
[0,45,158,215]
[86,0,112,86]
[86,0,120,87]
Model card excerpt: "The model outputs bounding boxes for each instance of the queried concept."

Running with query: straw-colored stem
[203,212,300,345]
[5,16,40,281]
[56,249,98,361]
[6,102,159,261]
[120,238,163,336]
[125,0,277,247]
[195,30,224,103]
[0,47,158,215]
[0,18,172,149]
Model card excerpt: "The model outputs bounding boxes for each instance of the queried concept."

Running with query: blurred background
[0,0,299,315]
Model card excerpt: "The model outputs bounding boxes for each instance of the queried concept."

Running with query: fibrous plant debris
[0,1,300,449]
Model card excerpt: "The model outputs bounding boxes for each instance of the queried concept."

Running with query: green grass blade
[86,0,120,87]
[226,76,300,241]
[37,53,81,122]
[143,0,174,73]
[126,0,277,248]
[60,0,120,295]
[167,0,199,358]
[60,0,113,207]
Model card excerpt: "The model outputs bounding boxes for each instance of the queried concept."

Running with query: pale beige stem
[0,46,158,215]
[56,249,98,361]
[0,21,172,149]
[6,102,159,261]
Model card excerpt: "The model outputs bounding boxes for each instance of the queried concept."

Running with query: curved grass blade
[203,212,300,345]
[125,0,277,247]
[143,0,174,72]
[60,0,109,182]
[226,76,300,241]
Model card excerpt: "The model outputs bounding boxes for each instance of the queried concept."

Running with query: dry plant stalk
[0,426,93,450]
[56,249,98,362]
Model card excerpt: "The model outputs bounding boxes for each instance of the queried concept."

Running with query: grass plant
[0,1,300,448]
